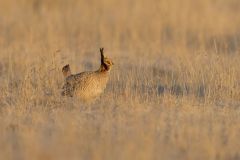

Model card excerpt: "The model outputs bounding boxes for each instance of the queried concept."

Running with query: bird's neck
[98,63,110,73]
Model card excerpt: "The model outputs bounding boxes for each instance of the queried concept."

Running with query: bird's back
[63,71,109,101]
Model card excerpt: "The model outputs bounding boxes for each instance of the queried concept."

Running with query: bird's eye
[104,60,110,64]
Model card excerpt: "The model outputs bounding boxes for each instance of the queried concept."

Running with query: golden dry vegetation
[1,0,240,159]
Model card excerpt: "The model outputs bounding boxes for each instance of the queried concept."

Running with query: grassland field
[1,0,240,160]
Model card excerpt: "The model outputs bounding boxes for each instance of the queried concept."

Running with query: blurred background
[1,0,240,55]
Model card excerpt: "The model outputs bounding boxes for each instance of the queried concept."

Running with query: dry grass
[1,0,240,159]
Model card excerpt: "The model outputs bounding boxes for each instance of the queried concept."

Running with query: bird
[61,48,114,102]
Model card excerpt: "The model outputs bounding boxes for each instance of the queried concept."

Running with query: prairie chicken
[61,48,114,101]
